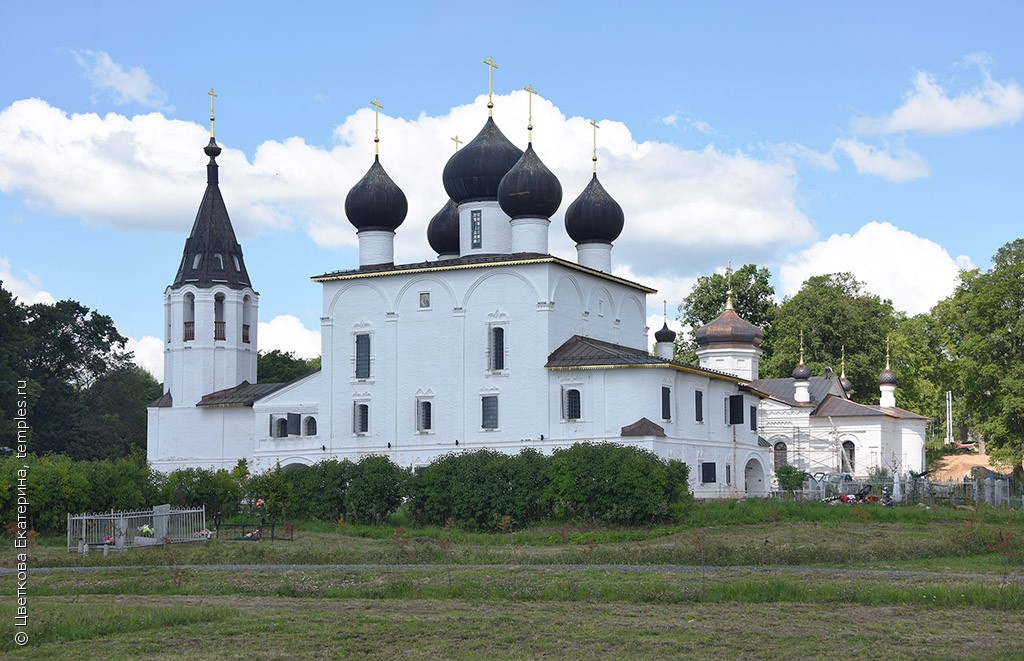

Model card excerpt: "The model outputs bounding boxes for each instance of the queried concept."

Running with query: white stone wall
[147,405,254,472]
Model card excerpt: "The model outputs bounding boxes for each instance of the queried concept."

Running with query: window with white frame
[488,326,505,371]
[562,387,582,421]
[417,398,433,433]
[304,417,317,436]
[700,462,716,483]
[661,386,672,421]
[353,402,369,435]
[694,389,704,422]
[355,333,371,379]
[481,395,499,430]
[471,210,482,249]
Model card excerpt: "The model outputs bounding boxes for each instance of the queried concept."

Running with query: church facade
[147,93,925,497]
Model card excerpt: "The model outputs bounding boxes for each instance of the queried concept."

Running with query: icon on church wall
[419,292,431,308]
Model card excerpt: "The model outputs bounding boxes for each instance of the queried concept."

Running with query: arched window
[242,295,252,344]
[563,388,581,421]
[276,418,288,438]
[417,400,432,432]
[304,417,317,436]
[214,253,225,270]
[489,327,505,371]
[773,441,788,470]
[214,293,226,340]
[183,293,196,341]
[353,403,369,434]
[192,253,202,269]
[841,441,856,474]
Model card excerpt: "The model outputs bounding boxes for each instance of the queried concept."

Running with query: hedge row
[0,443,693,533]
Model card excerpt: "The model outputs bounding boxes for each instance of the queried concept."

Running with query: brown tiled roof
[753,375,846,407]
[546,335,662,368]
[148,392,173,408]
[195,380,289,407]
[621,417,666,437]
[812,394,928,420]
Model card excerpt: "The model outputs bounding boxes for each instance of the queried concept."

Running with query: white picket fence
[67,504,207,551]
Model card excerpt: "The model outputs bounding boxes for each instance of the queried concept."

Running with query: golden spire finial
[590,119,600,173]
[799,329,806,364]
[208,88,217,138]
[841,345,847,378]
[369,99,384,155]
[524,84,538,142]
[483,56,498,116]
[885,335,891,369]
[725,261,734,311]
[451,135,462,153]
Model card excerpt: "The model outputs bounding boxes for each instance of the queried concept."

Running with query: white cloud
[855,54,1024,135]
[71,50,170,110]
[779,221,972,315]
[0,257,55,305]
[832,139,929,182]
[258,315,321,359]
[0,93,816,274]
[126,335,164,382]
[662,113,716,135]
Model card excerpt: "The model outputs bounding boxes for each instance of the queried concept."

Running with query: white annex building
[147,92,925,497]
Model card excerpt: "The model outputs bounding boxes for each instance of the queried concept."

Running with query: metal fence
[67,504,208,551]
[791,475,1022,509]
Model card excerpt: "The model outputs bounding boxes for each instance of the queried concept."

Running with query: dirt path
[929,451,996,480]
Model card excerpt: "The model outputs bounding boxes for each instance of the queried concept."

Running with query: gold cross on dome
[524,84,538,141]
[369,98,384,154]
[208,88,217,138]
[590,119,600,173]
[483,56,498,115]
[451,135,462,153]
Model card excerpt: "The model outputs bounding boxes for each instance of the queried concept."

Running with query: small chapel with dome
[148,70,926,496]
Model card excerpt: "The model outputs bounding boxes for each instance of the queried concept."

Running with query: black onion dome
[345,156,408,231]
[497,143,562,219]
[427,199,460,256]
[694,309,764,348]
[840,375,853,392]
[564,174,625,244]
[792,363,812,380]
[443,118,523,204]
[654,322,677,343]
[879,366,897,385]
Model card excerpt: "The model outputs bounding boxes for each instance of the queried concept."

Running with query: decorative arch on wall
[550,273,584,308]
[394,275,458,311]
[327,281,392,318]
[462,269,540,308]
[585,285,617,319]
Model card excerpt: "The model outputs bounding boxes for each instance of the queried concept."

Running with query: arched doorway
[744,458,767,497]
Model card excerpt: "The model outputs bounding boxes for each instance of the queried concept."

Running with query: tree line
[0,445,693,533]
[673,239,1024,475]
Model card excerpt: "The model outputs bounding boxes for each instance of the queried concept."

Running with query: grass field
[4,500,1024,658]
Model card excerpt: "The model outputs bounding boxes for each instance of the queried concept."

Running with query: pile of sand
[929,451,997,480]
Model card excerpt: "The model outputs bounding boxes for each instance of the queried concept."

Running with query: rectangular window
[728,394,744,425]
[695,390,704,423]
[489,326,505,371]
[701,462,716,484]
[353,402,369,434]
[726,463,732,486]
[417,399,432,433]
[355,334,371,379]
[563,388,582,421]
[661,386,672,421]
[471,210,482,249]
[481,395,499,430]
[749,405,757,431]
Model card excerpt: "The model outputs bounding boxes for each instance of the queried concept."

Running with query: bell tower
[162,90,258,407]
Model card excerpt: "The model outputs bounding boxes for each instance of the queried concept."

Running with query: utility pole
[945,391,954,445]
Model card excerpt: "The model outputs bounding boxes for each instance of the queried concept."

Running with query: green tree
[0,284,34,452]
[933,240,1024,472]
[257,349,321,383]
[675,264,777,363]
[346,455,407,524]
[763,273,899,401]
[79,367,162,459]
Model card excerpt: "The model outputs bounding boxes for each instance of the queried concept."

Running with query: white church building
[147,92,925,497]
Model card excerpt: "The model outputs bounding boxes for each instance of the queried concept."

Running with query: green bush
[282,459,354,521]
[345,456,408,525]
[775,464,808,493]
[162,466,244,517]
[546,443,686,525]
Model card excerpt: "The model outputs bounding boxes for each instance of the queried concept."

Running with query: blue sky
[2,2,1022,380]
